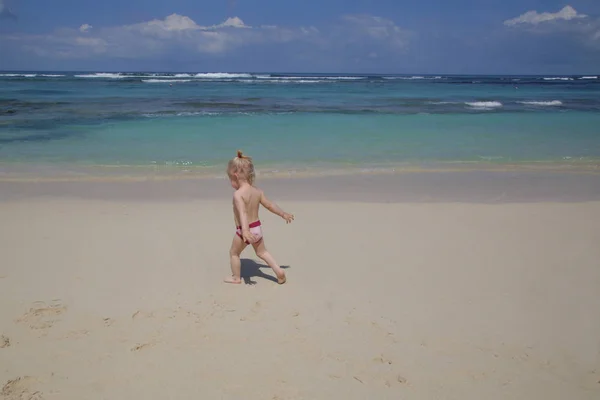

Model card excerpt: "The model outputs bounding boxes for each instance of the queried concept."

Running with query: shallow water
[1,72,599,172]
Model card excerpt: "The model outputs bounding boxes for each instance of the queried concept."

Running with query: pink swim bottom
[236,220,263,244]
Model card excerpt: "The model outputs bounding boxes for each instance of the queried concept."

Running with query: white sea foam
[518,100,563,106]
[280,79,322,83]
[67,72,367,81]
[193,73,252,79]
[142,111,220,118]
[136,75,193,79]
[0,73,65,77]
[176,111,219,116]
[239,79,323,84]
[75,73,125,79]
[0,73,38,77]
[320,76,365,80]
[384,76,442,80]
[255,75,364,80]
[142,79,192,83]
[466,101,503,109]
[580,76,598,80]
[138,74,193,78]
[543,77,573,81]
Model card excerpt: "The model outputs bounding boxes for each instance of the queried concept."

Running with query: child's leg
[252,239,286,284]
[225,234,247,284]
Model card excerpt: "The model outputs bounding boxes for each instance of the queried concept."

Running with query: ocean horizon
[1,70,599,179]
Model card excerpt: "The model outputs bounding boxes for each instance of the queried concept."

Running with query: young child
[225,150,294,285]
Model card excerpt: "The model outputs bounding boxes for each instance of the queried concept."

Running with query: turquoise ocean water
[1,72,599,177]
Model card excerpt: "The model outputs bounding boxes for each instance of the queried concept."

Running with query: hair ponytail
[228,149,255,184]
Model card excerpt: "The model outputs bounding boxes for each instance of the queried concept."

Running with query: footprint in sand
[131,341,156,352]
[373,354,393,365]
[62,330,89,339]
[170,307,203,323]
[1,376,43,400]
[370,355,410,388]
[15,300,67,334]
[382,375,408,387]
[239,301,262,321]
[381,374,409,388]
[354,372,408,389]
[208,301,226,318]
[131,310,155,320]
[1,335,10,348]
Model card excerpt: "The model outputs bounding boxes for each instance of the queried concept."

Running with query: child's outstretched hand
[282,212,294,224]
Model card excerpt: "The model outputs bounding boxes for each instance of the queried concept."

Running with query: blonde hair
[227,150,255,184]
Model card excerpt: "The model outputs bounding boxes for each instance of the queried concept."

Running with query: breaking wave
[543,77,574,81]
[4,72,595,85]
[518,100,563,106]
[384,76,443,80]
[465,101,503,109]
[75,73,126,79]
[142,79,192,83]
[193,72,252,79]
[0,73,65,77]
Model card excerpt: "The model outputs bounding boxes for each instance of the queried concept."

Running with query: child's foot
[224,276,242,284]
[276,272,286,285]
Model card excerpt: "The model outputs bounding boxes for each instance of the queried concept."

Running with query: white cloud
[215,16,248,29]
[503,5,600,50]
[127,14,249,35]
[114,14,311,53]
[2,13,411,61]
[140,13,201,32]
[504,5,587,26]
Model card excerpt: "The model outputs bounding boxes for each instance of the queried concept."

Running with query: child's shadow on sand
[240,259,290,285]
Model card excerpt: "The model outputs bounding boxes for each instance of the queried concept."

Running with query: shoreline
[2,169,600,203]
[1,159,599,182]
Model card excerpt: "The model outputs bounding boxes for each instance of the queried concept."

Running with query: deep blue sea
[1,71,599,176]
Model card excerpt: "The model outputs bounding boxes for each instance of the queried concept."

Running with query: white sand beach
[1,174,600,399]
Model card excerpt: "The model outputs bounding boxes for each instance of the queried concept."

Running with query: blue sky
[1,0,599,73]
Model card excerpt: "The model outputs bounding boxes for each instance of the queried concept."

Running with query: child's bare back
[232,184,263,228]
[224,150,294,285]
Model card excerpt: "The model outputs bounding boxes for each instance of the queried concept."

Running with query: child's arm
[234,192,257,242]
[260,191,294,223]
